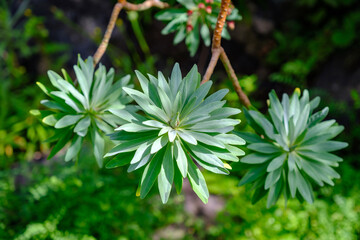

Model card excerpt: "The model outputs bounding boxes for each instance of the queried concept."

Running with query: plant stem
[201,0,251,108]
[200,48,221,84]
[219,48,251,108]
[93,0,169,66]
[93,3,123,65]
[124,0,169,11]
[212,0,230,49]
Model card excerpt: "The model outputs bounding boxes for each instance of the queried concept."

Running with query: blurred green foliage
[0,156,185,240]
[1,155,359,239]
[0,0,69,167]
[267,0,360,88]
[206,166,360,240]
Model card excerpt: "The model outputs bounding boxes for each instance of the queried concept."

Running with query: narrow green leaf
[140,148,165,199]
[74,116,91,136]
[247,143,281,154]
[177,130,197,145]
[264,167,282,190]
[91,128,105,167]
[268,90,283,119]
[55,115,82,129]
[247,110,275,139]
[174,164,183,194]
[187,143,224,168]
[200,24,210,46]
[170,63,182,95]
[191,132,225,149]
[48,129,72,159]
[295,169,314,203]
[234,131,266,144]
[308,107,329,128]
[266,176,283,208]
[151,136,169,154]
[174,140,188,178]
[238,165,267,186]
[214,134,245,146]
[241,153,276,164]
[105,152,134,169]
[127,154,151,172]
[65,135,83,162]
[106,135,157,157]
[131,142,152,164]
[288,153,296,171]
[174,26,186,45]
[158,145,174,203]
[298,141,348,152]
[267,154,286,172]
[187,157,209,204]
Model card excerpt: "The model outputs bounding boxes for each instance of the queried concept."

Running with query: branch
[93,0,169,65]
[200,48,221,84]
[124,0,169,11]
[93,3,123,65]
[212,0,230,49]
[219,48,251,108]
[201,0,251,108]
[202,0,230,83]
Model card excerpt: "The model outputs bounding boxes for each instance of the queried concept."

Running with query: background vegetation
[1,0,359,239]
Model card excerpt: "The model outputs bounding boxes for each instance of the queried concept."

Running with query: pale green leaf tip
[29,109,40,116]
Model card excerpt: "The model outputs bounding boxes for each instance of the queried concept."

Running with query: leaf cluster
[105,63,245,203]
[156,0,241,56]
[33,56,133,167]
[236,89,348,207]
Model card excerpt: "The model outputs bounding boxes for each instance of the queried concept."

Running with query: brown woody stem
[93,3,123,65]
[201,0,251,108]
[201,48,221,84]
[124,0,169,11]
[212,0,230,49]
[219,48,251,108]
[202,0,229,83]
[93,0,169,65]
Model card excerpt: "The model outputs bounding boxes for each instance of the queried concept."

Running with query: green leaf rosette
[34,56,133,167]
[236,89,348,207]
[106,63,245,203]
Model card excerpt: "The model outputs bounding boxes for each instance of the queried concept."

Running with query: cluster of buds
[198,1,212,14]
[186,1,236,33]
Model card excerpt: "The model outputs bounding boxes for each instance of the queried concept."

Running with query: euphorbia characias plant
[236,89,348,207]
[104,64,245,203]
[32,56,133,167]
[33,0,347,207]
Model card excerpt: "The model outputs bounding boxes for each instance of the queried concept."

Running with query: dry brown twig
[201,0,251,108]
[93,0,169,65]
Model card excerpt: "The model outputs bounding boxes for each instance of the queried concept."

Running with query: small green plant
[33,56,133,166]
[105,63,245,203]
[156,0,241,56]
[236,89,348,207]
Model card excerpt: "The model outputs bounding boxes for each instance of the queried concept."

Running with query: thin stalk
[201,0,251,108]
[219,48,251,108]
[93,3,123,65]
[93,0,169,66]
